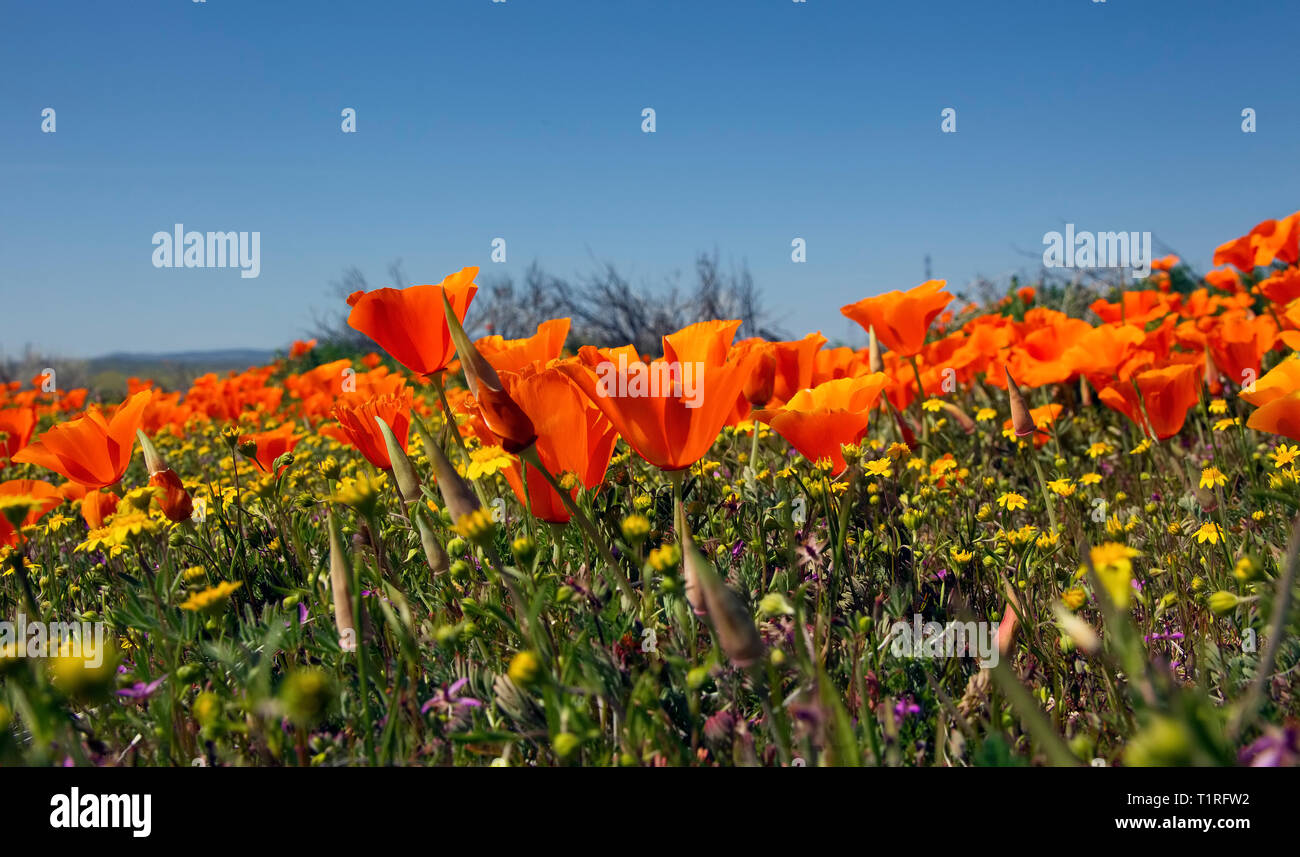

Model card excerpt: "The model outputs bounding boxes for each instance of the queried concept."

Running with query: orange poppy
[498,367,618,523]
[0,479,61,547]
[288,339,317,359]
[751,373,891,475]
[1213,211,1300,272]
[477,318,570,374]
[0,406,37,463]
[1240,357,1300,408]
[346,267,478,376]
[558,320,758,471]
[81,489,121,530]
[841,280,954,358]
[1097,363,1202,440]
[324,388,414,470]
[239,422,302,476]
[1247,390,1300,442]
[12,390,151,489]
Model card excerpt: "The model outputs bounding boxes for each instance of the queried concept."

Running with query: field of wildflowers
[2,212,1299,768]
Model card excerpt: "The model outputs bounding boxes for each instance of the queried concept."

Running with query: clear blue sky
[3,0,1298,358]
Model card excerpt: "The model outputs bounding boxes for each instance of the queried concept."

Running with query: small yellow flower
[1199,467,1227,490]
[179,581,242,614]
[886,442,911,460]
[997,492,1027,512]
[1079,473,1102,486]
[864,457,893,478]
[454,508,497,544]
[950,547,973,563]
[1271,444,1300,469]
[921,398,943,413]
[620,514,651,544]
[1062,587,1087,611]
[1129,439,1152,455]
[1086,442,1114,459]
[1194,522,1222,545]
[1213,417,1240,432]
[1208,398,1228,415]
[975,407,997,423]
[1084,543,1139,609]
[463,445,515,480]
[1046,478,1075,497]
[647,543,681,573]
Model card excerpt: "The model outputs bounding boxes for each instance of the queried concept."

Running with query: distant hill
[82,348,278,396]
[93,348,275,368]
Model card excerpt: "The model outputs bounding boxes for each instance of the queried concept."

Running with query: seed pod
[328,511,357,652]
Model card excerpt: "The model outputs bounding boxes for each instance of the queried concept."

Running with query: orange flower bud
[149,469,193,523]
[1004,367,1036,438]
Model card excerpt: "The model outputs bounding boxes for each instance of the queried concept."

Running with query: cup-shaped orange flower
[0,479,61,547]
[1097,363,1202,440]
[238,422,302,476]
[0,407,37,463]
[476,318,570,374]
[324,388,414,470]
[558,321,758,472]
[12,390,151,489]
[498,367,618,523]
[751,373,891,475]
[81,489,120,529]
[346,267,478,376]
[841,280,953,358]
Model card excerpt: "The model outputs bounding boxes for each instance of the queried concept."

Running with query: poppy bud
[868,326,884,374]
[149,468,193,523]
[681,531,764,668]
[412,418,480,524]
[1004,367,1036,438]
[938,401,975,434]
[375,415,421,502]
[327,511,357,652]
[744,351,777,408]
[440,291,537,452]
[998,584,1021,659]
[136,430,166,476]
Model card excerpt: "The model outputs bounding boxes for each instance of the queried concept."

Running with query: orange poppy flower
[1213,211,1300,271]
[0,406,37,463]
[841,280,953,358]
[324,388,414,470]
[0,479,61,547]
[1247,389,1300,442]
[751,373,891,475]
[1097,363,1202,440]
[346,266,478,376]
[239,422,302,476]
[11,390,151,489]
[81,489,121,530]
[558,320,758,471]
[1206,312,1277,385]
[476,318,570,374]
[288,339,317,359]
[497,367,618,523]
[1240,357,1300,408]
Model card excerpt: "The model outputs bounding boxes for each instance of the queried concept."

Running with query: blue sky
[3,0,1298,358]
